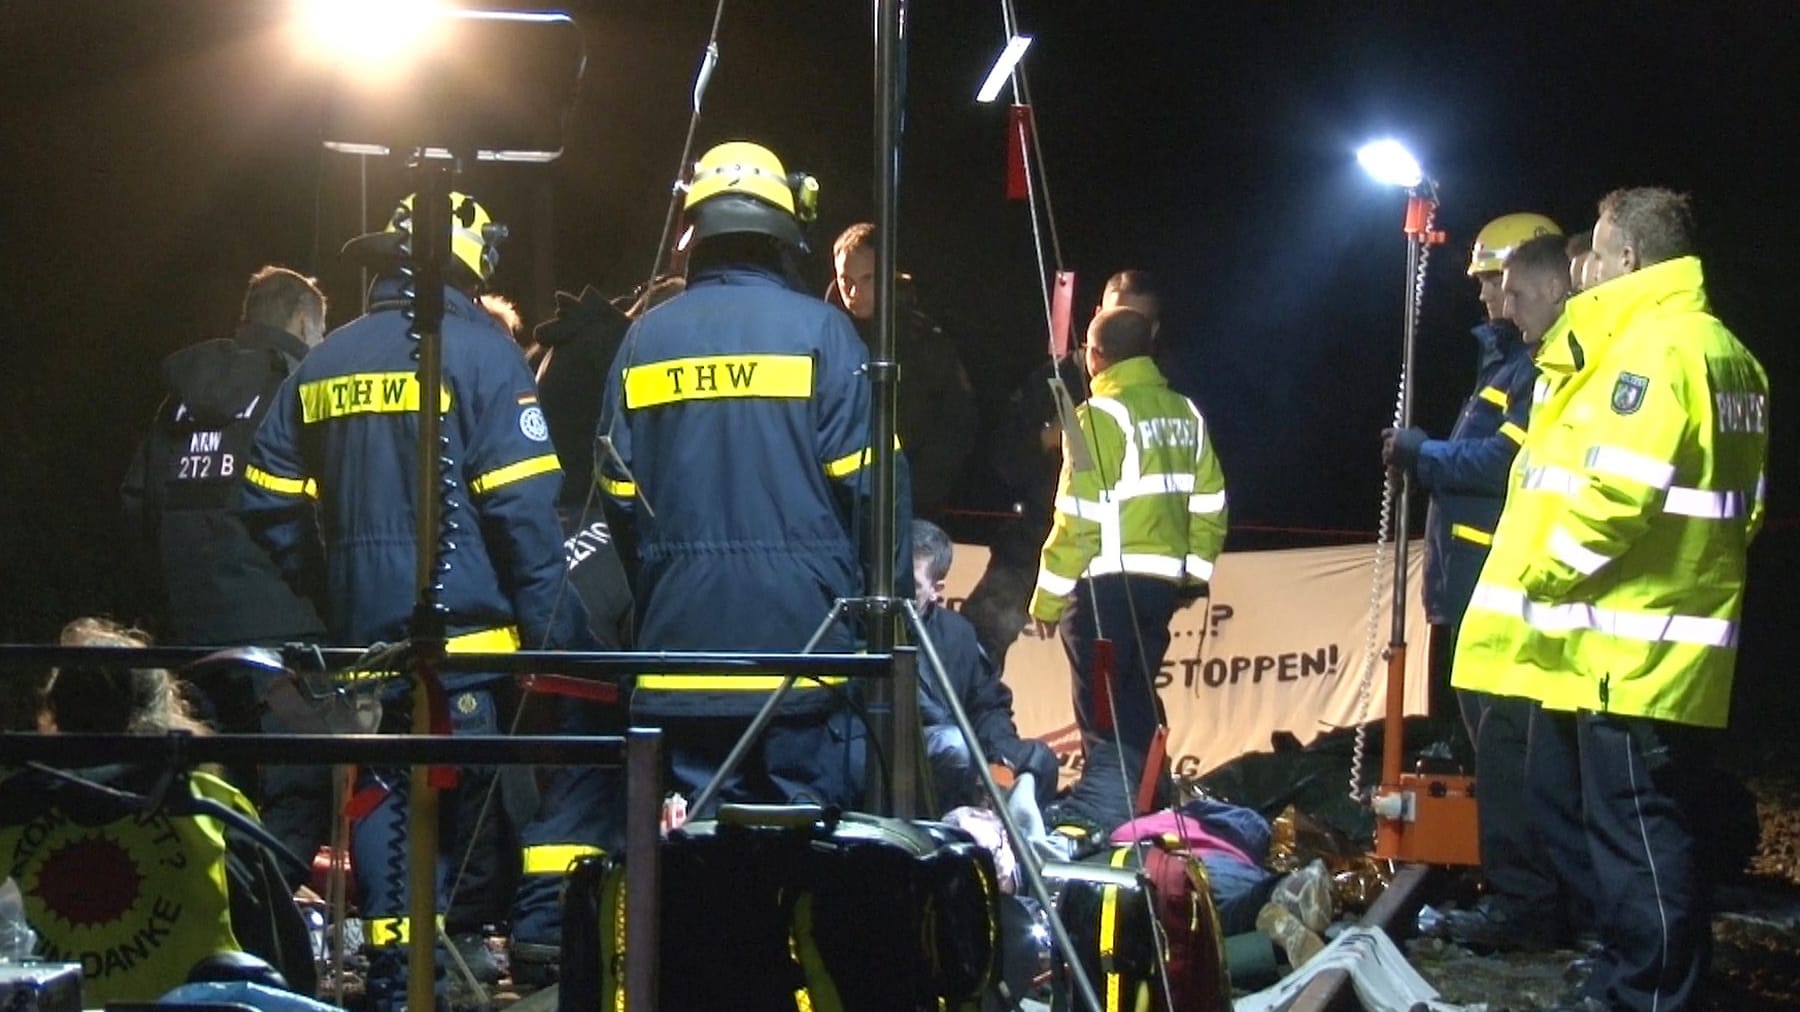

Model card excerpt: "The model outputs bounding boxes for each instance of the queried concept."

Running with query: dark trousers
[512,697,624,946]
[658,708,864,817]
[1459,689,1563,923]
[355,683,516,948]
[1056,575,1176,831]
[1426,623,1473,762]
[1524,706,1597,936]
[1575,712,1709,1012]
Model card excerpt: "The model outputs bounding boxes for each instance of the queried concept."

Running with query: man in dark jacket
[1383,215,1591,951]
[599,141,908,812]
[830,222,976,523]
[120,265,330,873]
[241,191,590,1008]
[912,520,1057,813]
[123,265,328,648]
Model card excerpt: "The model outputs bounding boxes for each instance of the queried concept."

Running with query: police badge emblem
[1611,372,1649,414]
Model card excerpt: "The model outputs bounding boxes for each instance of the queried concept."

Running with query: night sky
[2,2,1795,725]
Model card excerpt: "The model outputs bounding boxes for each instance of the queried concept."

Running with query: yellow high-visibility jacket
[1029,356,1227,623]
[1452,256,1768,727]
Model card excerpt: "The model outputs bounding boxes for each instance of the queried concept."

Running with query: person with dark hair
[240,191,591,1010]
[910,519,1058,812]
[598,142,909,814]
[1458,187,1768,1012]
[1381,213,1585,952]
[1030,306,1227,834]
[829,221,976,522]
[1101,269,1161,334]
[122,265,328,649]
[962,267,1168,674]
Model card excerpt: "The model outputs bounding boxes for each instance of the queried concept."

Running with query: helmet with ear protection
[682,141,819,249]
[342,191,508,288]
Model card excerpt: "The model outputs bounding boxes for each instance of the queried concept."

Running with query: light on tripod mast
[298,0,445,70]
[976,35,1033,103]
[1357,139,1425,189]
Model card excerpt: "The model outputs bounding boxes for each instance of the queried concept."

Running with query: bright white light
[1357,139,1424,188]
[976,35,1033,103]
[300,0,445,70]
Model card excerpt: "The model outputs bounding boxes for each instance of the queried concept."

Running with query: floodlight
[302,0,445,72]
[316,8,587,163]
[976,35,1033,103]
[1356,139,1424,189]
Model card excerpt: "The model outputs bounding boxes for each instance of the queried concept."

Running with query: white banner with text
[943,541,1429,783]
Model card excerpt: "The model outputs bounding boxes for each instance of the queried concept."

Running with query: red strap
[1090,638,1115,734]
[345,776,389,821]
[1136,725,1169,816]
[1006,105,1033,201]
[1050,270,1076,358]
[518,672,621,705]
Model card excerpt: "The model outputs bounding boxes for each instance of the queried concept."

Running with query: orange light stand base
[1374,772,1481,866]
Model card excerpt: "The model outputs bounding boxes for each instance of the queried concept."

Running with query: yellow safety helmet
[1468,212,1562,276]
[342,191,507,287]
[682,141,819,248]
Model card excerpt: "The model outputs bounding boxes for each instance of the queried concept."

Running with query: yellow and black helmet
[1468,212,1561,276]
[683,141,819,248]
[342,191,507,287]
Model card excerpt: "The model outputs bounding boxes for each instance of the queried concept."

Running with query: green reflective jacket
[1029,356,1228,623]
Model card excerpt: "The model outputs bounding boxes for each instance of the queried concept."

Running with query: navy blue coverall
[598,263,908,812]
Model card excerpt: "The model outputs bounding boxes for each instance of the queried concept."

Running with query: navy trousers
[1575,712,1709,1012]
[1055,574,1176,832]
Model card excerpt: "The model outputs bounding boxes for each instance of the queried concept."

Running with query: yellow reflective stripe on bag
[521,843,605,876]
[789,892,845,1012]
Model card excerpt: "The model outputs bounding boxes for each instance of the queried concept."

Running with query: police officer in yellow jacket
[1454,188,1768,1012]
[1029,307,1227,833]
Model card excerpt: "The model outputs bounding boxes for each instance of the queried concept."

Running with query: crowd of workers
[1388,194,1767,1012]
[0,130,1766,1012]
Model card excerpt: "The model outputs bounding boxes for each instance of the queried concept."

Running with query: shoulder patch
[520,405,550,442]
[1610,372,1649,415]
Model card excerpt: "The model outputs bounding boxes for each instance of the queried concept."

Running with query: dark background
[1,1,1793,740]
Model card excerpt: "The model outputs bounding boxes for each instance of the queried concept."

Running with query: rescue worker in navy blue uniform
[241,191,589,1008]
[1384,215,1591,951]
[598,141,907,812]
[120,265,333,881]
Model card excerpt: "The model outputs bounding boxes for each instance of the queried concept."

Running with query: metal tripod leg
[687,600,854,817]
[902,600,1103,1012]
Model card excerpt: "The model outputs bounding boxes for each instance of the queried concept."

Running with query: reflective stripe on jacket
[241,279,587,657]
[1452,256,1768,727]
[1415,320,1536,625]
[1028,356,1227,623]
[597,264,908,716]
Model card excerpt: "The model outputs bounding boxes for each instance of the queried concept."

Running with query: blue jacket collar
[1471,318,1522,371]
[366,275,487,323]
[687,263,795,291]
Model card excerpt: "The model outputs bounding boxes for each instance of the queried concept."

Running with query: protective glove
[1381,426,1428,471]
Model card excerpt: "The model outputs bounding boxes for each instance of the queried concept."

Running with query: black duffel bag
[567,804,999,1012]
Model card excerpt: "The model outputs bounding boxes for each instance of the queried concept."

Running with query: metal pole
[407,164,454,1012]
[623,727,663,1012]
[869,0,904,651]
[1381,220,1422,793]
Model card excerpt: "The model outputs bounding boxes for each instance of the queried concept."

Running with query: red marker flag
[1050,270,1076,357]
[1006,104,1034,201]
